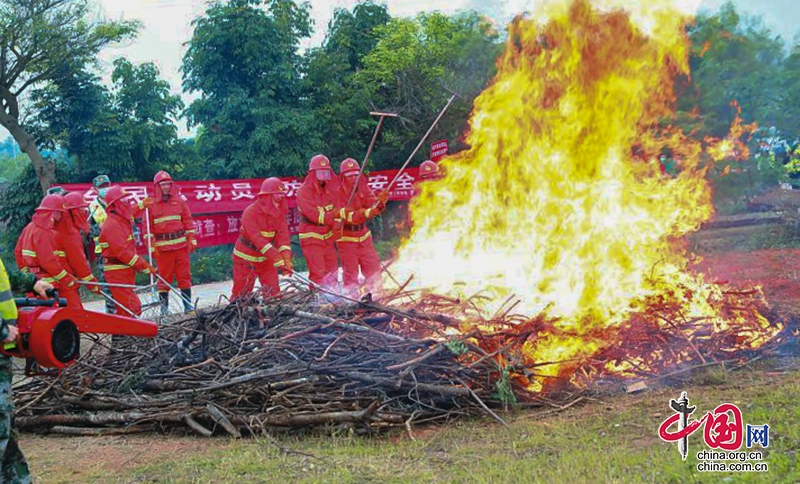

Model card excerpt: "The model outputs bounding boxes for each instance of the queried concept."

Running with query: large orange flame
[387,0,778,387]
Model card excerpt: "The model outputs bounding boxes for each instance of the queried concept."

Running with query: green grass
[26,366,799,483]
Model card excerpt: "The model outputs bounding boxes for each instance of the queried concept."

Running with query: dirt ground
[22,435,230,483]
[696,247,800,313]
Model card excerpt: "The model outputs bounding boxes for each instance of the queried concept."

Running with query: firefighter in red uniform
[15,195,82,306]
[418,160,440,182]
[297,155,341,289]
[336,158,387,295]
[98,186,156,316]
[145,171,196,314]
[230,178,293,300]
[56,192,101,299]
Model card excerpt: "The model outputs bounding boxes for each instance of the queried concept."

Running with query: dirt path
[696,248,800,313]
[22,434,229,484]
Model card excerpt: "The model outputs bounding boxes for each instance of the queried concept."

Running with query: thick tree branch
[0,85,20,118]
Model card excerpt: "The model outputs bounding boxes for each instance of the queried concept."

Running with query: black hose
[14,297,68,308]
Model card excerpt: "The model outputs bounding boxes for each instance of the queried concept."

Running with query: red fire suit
[231,199,291,299]
[336,178,382,292]
[99,210,150,316]
[297,177,341,287]
[145,186,195,293]
[15,213,80,307]
[55,211,99,305]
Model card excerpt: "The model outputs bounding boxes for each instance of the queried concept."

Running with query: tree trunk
[0,108,55,194]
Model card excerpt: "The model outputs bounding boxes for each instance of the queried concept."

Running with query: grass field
[22,363,799,484]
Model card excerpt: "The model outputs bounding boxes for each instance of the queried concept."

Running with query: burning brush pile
[11,0,796,435]
[11,285,790,437]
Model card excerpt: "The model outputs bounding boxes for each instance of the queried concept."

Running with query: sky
[67,0,800,137]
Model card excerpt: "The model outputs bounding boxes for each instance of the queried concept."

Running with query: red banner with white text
[57,169,418,250]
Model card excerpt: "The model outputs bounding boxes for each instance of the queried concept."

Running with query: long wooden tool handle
[386,94,456,192]
[346,115,387,210]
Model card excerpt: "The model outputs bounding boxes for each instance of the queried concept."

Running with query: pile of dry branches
[13,290,513,437]
[12,282,792,437]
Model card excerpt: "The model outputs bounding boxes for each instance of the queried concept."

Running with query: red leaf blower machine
[1,291,158,376]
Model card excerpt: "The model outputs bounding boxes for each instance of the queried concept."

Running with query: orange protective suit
[230,189,291,300]
[297,155,341,288]
[98,190,151,316]
[15,196,81,307]
[336,159,384,293]
[145,171,196,296]
[55,199,99,303]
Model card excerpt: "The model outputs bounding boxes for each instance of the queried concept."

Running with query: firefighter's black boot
[181,288,194,313]
[103,287,116,314]
[159,291,169,316]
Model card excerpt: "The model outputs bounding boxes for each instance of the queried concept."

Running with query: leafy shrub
[0,158,76,264]
[190,245,234,284]
[0,165,41,261]
[709,155,784,215]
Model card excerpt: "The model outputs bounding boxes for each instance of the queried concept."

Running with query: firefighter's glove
[87,277,102,294]
[370,202,386,217]
[280,254,294,276]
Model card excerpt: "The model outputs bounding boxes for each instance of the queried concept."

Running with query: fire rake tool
[96,290,140,318]
[77,280,165,318]
[375,94,459,289]
[154,273,196,311]
[385,93,458,193]
[86,206,97,223]
[144,207,156,280]
[289,272,364,306]
[2,291,158,375]
[345,111,398,210]
[341,110,405,288]
[76,280,156,318]
[77,280,156,290]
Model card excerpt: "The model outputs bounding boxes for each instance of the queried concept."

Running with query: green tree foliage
[0,56,186,264]
[324,2,391,72]
[31,67,110,161]
[672,1,797,207]
[0,164,52,260]
[351,11,502,170]
[31,58,184,182]
[304,1,391,165]
[680,1,786,137]
[106,58,185,179]
[182,0,321,178]
[777,45,800,136]
[170,137,207,180]
[0,152,27,182]
[0,0,139,192]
